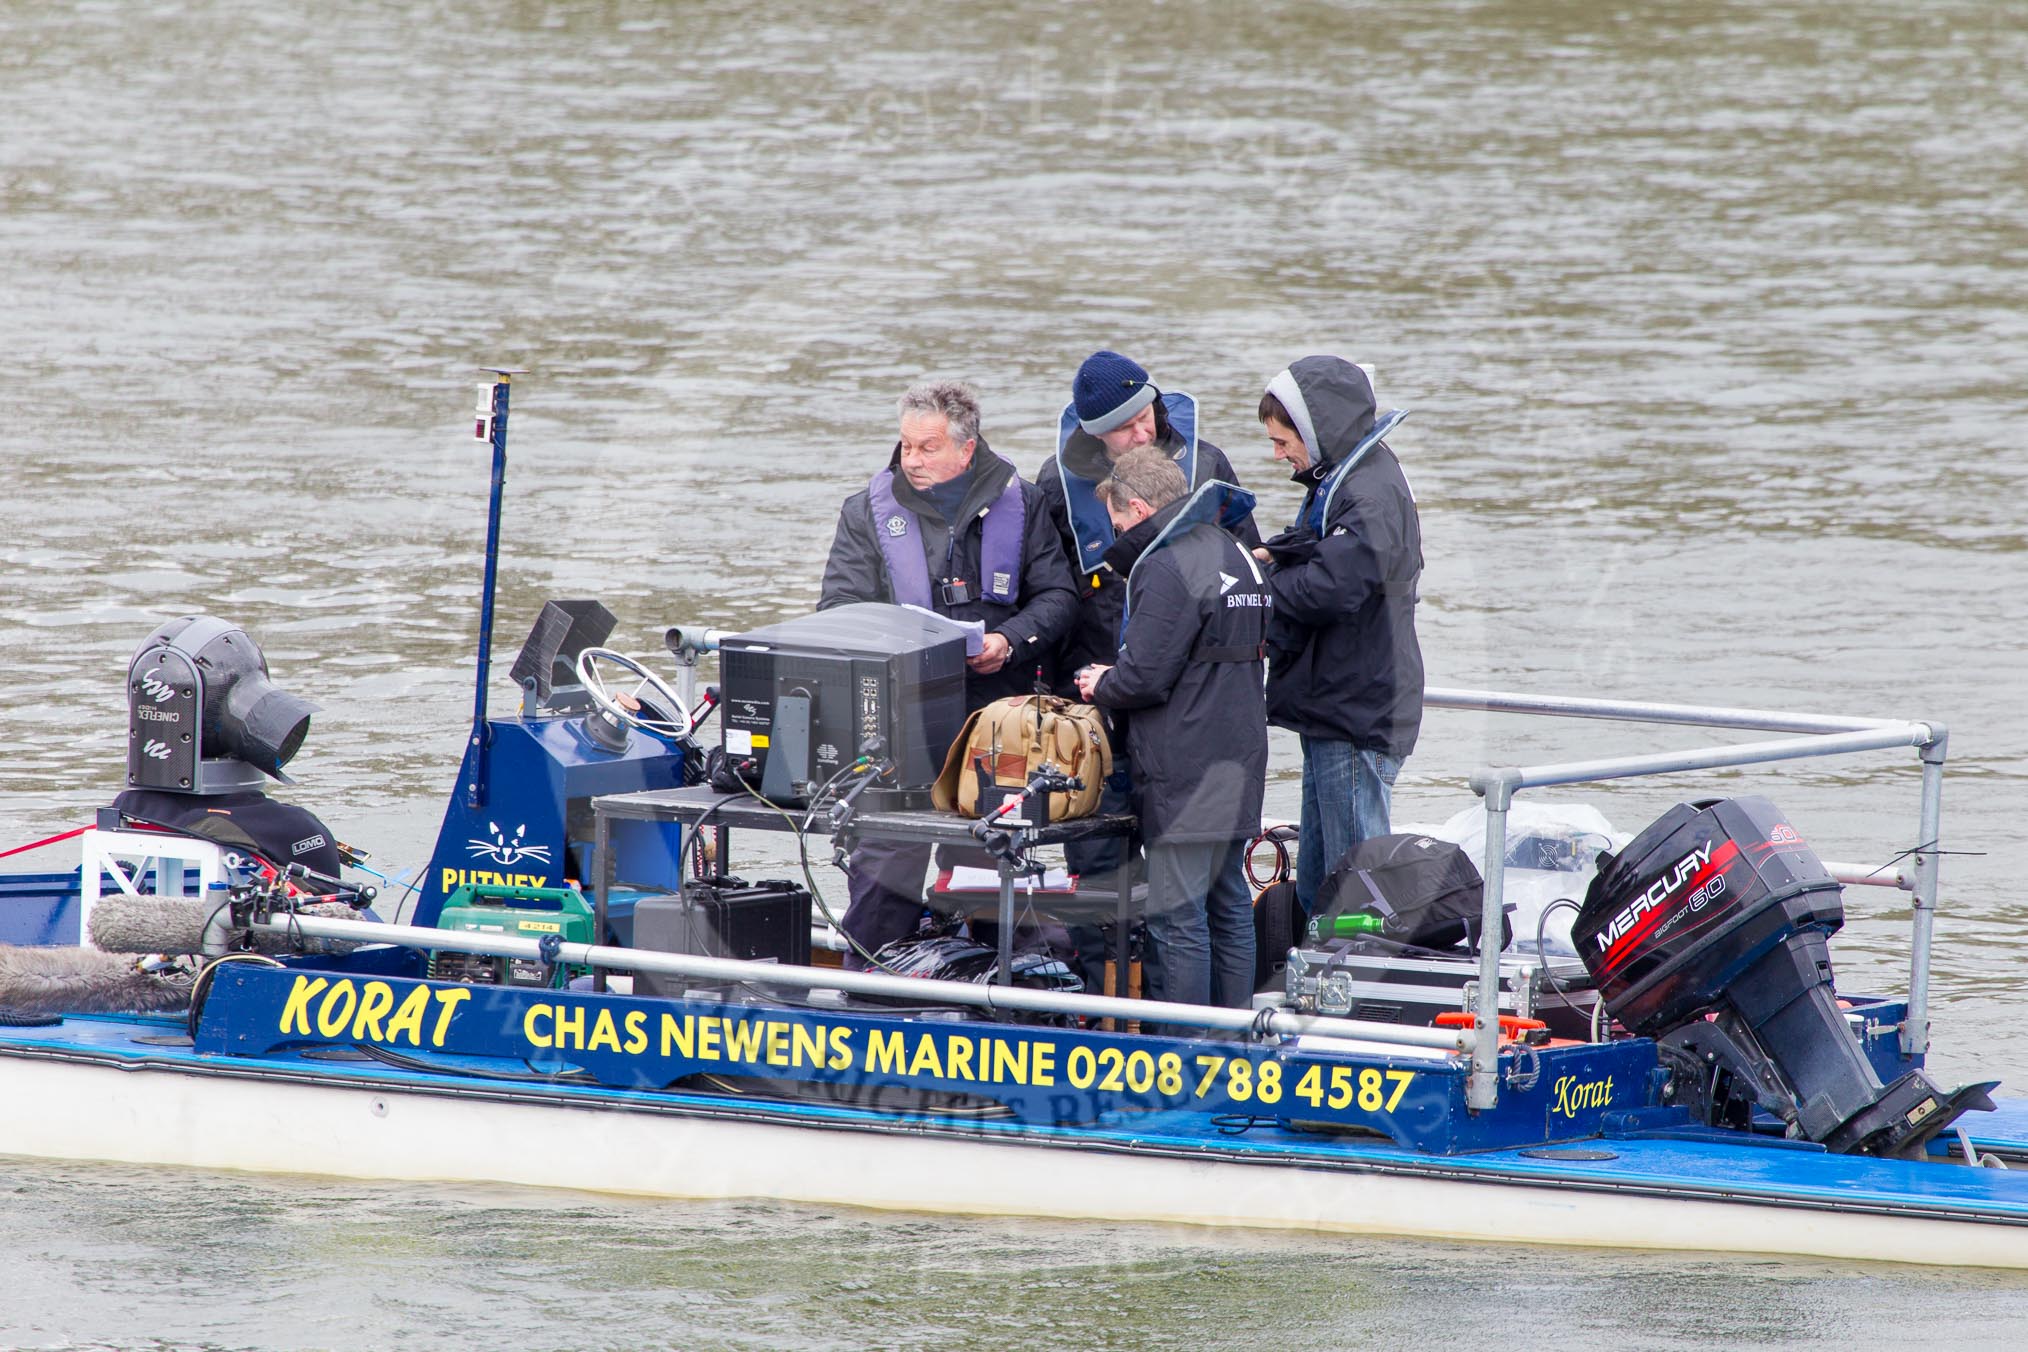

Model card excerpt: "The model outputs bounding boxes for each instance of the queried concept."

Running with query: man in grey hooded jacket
[1255,356,1425,916]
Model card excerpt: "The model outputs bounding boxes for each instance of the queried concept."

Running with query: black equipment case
[1284,832,1589,1036]
[1315,833,1496,951]
[633,876,813,998]
[1282,945,1599,1041]
[716,603,968,807]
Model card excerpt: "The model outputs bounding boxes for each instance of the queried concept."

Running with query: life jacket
[865,466,1026,611]
[1302,407,1410,539]
[1053,390,1200,576]
[1121,480,1268,662]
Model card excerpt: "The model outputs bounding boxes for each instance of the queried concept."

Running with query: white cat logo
[139,669,177,703]
[466,821,553,867]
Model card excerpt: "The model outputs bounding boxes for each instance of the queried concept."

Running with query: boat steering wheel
[575,647,692,740]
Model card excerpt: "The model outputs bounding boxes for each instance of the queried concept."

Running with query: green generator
[430,884,596,987]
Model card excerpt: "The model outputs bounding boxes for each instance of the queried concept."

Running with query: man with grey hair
[1091,447,1189,519]
[1073,446,1269,1025]
[819,380,1077,968]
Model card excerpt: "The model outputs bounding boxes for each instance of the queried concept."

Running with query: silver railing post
[1903,726,1947,1057]
[1467,769,1516,1110]
[1440,693,1937,1107]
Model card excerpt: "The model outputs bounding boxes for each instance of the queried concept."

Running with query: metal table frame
[1430,685,1951,1112]
[591,784,1138,992]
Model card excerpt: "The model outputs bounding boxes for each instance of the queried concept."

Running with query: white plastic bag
[1399,801,1628,956]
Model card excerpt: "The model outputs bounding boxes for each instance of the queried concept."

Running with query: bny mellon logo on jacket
[1219,571,1239,594]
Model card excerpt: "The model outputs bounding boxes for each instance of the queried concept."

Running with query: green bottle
[1307,911,1387,943]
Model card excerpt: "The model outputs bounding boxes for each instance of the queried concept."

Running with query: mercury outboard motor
[1573,796,1992,1158]
[126,616,320,794]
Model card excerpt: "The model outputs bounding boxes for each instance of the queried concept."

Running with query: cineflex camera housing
[126,615,319,795]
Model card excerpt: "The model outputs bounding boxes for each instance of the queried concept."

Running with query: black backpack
[1316,833,1503,953]
[1247,825,1302,991]
[1252,878,1302,991]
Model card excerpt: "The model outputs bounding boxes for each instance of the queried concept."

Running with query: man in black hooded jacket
[819,380,1077,966]
[1254,356,1425,918]
[1074,449,1268,1022]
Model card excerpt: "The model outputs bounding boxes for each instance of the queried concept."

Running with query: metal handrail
[1425,686,1912,736]
[1825,862,1914,891]
[253,915,1475,1054]
[1435,686,1946,1110]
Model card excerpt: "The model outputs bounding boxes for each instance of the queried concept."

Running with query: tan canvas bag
[931,694,1114,822]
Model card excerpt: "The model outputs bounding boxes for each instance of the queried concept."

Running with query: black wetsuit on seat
[112,787,343,885]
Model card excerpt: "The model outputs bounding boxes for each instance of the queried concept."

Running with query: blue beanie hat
[1072,350,1160,435]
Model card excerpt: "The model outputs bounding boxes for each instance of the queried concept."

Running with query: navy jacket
[1260,357,1425,756]
[1092,498,1270,845]
[820,439,1077,709]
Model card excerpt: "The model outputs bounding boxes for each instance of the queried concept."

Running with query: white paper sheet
[945,864,1074,892]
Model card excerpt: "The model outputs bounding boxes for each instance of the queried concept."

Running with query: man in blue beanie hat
[1036,351,1259,688]
[1035,352,1260,983]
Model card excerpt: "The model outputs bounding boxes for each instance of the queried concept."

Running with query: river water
[3,0,2026,1345]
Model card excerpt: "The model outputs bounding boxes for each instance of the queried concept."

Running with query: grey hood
[1265,356,1377,471]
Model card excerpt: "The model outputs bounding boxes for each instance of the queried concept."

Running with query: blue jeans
[1294,739,1402,917]
[1141,838,1256,1033]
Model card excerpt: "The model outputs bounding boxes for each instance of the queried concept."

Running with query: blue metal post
[467,368,524,810]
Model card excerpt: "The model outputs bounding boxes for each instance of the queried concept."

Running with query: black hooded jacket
[819,439,1078,709]
[1090,498,1271,845]
[1259,357,1424,755]
[1033,405,1261,691]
